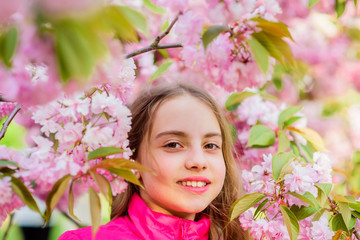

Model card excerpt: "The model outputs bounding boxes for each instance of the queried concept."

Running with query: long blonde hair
[111,83,248,240]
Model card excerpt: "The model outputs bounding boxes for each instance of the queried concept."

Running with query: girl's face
[138,95,226,220]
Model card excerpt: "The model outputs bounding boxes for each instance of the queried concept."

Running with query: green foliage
[117,6,148,35]
[202,25,229,49]
[280,205,299,240]
[252,18,294,41]
[229,193,266,222]
[10,176,43,217]
[88,147,126,160]
[290,205,317,220]
[246,38,269,74]
[149,60,173,82]
[272,152,295,181]
[253,198,269,219]
[45,174,72,224]
[335,0,347,18]
[308,0,320,7]
[143,0,166,14]
[278,130,290,152]
[331,214,348,232]
[225,91,257,111]
[288,192,320,209]
[278,106,303,128]
[68,180,80,221]
[89,186,102,237]
[0,27,18,67]
[107,168,143,188]
[246,124,275,148]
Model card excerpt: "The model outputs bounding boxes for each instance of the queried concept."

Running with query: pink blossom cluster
[0,176,24,226]
[13,85,133,206]
[241,151,334,239]
[0,24,62,107]
[0,102,17,119]
[0,145,29,226]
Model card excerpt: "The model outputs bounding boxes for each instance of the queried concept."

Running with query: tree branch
[125,43,183,58]
[125,12,183,59]
[289,132,310,163]
[0,104,21,141]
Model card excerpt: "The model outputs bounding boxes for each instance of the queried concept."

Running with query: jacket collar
[127,193,210,239]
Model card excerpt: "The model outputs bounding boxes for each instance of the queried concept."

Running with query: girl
[59,83,248,239]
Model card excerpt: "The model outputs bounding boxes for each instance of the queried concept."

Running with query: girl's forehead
[150,95,221,136]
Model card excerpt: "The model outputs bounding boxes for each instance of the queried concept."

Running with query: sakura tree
[1,0,360,239]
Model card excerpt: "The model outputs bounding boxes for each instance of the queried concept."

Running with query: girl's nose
[185,147,208,171]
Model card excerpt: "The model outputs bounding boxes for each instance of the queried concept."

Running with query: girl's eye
[164,142,182,149]
[204,143,220,150]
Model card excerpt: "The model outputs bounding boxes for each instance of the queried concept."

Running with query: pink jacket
[58,193,210,240]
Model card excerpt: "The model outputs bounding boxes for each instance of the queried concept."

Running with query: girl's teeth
[179,181,207,187]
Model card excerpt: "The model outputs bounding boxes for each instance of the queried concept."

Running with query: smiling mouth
[177,181,208,188]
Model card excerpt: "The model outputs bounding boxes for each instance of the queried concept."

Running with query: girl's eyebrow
[155,131,222,139]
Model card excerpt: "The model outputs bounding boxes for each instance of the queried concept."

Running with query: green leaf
[143,0,166,14]
[89,187,101,237]
[246,38,269,74]
[335,0,347,18]
[280,205,300,240]
[288,192,320,209]
[229,193,266,222]
[88,147,125,160]
[308,0,320,7]
[254,198,269,219]
[288,127,327,151]
[108,168,143,188]
[225,91,257,111]
[355,0,358,7]
[338,202,351,229]
[91,172,112,204]
[312,208,325,221]
[290,205,317,220]
[0,159,20,168]
[349,202,360,212]
[117,6,148,35]
[252,18,294,41]
[252,31,295,67]
[283,116,302,128]
[0,27,18,67]
[202,25,229,50]
[278,106,303,127]
[352,210,360,220]
[331,214,348,232]
[54,20,101,82]
[278,130,290,152]
[45,174,72,223]
[94,158,150,173]
[68,180,80,221]
[149,60,173,82]
[10,176,43,216]
[101,6,138,42]
[246,125,275,148]
[315,183,333,197]
[272,152,295,181]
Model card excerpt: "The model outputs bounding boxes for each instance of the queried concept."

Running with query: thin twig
[289,132,310,163]
[125,43,183,58]
[2,213,14,240]
[125,13,183,59]
[0,104,21,141]
[60,211,84,229]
